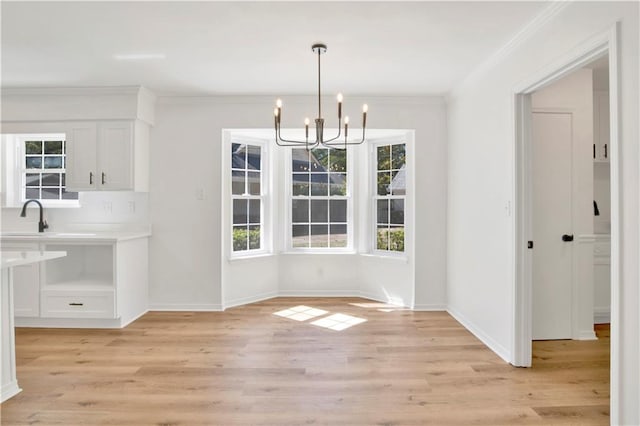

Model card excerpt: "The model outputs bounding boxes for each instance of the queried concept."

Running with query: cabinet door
[66,123,98,191]
[98,122,133,190]
[12,264,41,318]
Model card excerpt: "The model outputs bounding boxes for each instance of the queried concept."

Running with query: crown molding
[1,86,152,97]
[450,1,571,98]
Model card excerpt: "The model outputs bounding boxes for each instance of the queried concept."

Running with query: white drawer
[41,290,115,319]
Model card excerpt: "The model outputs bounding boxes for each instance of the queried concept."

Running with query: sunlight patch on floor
[273,305,329,321]
[311,313,367,331]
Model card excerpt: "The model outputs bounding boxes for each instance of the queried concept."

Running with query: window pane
[377,172,391,196]
[233,226,248,251]
[292,200,309,223]
[246,145,261,170]
[248,199,261,224]
[310,173,328,196]
[26,157,42,169]
[232,170,245,195]
[330,224,347,248]
[377,145,391,171]
[390,169,406,195]
[310,149,329,171]
[329,173,347,196]
[390,199,404,225]
[233,199,248,225]
[330,200,347,223]
[310,225,328,248]
[41,187,59,199]
[231,144,246,169]
[247,171,261,195]
[389,226,405,252]
[25,188,40,199]
[391,144,406,169]
[61,189,79,200]
[310,199,328,223]
[248,225,260,250]
[41,173,61,186]
[377,226,389,250]
[25,141,42,155]
[292,173,309,196]
[292,149,309,172]
[292,225,309,247]
[328,149,347,172]
[44,156,63,169]
[377,199,389,224]
[25,173,40,187]
[44,141,63,154]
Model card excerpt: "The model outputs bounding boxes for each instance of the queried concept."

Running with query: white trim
[148,303,223,312]
[0,381,21,403]
[452,1,570,97]
[512,23,621,421]
[447,306,511,363]
[409,304,447,312]
[278,290,361,297]
[594,308,611,325]
[222,292,277,311]
[14,316,141,328]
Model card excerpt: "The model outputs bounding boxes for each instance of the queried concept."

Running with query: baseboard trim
[413,303,447,311]
[278,290,361,297]
[577,330,598,341]
[446,306,511,363]
[148,303,223,312]
[15,317,128,329]
[594,308,611,324]
[222,292,278,310]
[1,381,21,403]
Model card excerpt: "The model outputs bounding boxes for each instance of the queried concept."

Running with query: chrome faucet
[20,199,48,233]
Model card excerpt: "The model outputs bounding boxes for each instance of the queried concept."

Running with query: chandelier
[273,43,368,149]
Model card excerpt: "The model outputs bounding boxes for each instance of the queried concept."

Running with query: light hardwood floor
[1,297,610,425]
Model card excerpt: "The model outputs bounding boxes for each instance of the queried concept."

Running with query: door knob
[562,234,574,242]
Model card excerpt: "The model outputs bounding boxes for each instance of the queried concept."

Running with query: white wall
[447,2,638,423]
[149,96,447,310]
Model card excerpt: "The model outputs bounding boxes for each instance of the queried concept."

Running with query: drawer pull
[69,302,84,307]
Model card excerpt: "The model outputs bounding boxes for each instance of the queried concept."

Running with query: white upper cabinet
[66,120,148,191]
[593,91,610,162]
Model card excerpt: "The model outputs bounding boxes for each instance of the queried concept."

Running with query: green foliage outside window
[233,227,261,251]
[377,228,404,252]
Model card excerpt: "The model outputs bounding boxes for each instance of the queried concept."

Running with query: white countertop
[0,226,151,243]
[1,251,67,269]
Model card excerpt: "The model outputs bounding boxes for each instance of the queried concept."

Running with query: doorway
[511,25,619,416]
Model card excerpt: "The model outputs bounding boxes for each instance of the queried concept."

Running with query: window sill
[227,252,276,263]
[281,249,357,255]
[359,252,409,263]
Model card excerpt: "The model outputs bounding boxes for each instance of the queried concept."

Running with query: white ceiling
[1,1,550,96]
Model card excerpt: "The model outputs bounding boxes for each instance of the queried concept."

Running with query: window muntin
[374,143,406,252]
[21,136,78,202]
[231,143,263,252]
[291,148,349,249]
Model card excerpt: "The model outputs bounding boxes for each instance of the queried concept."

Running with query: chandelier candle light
[273,43,368,149]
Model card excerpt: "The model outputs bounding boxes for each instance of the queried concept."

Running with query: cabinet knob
[69,302,84,307]
[562,234,574,242]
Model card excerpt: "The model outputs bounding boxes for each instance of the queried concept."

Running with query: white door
[532,112,573,340]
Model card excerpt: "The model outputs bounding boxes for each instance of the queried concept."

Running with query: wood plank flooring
[1,297,610,425]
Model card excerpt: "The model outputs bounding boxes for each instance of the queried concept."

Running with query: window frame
[371,138,408,257]
[228,137,270,259]
[2,133,80,208]
[286,146,354,253]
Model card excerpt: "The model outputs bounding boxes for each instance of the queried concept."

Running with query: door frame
[512,20,620,413]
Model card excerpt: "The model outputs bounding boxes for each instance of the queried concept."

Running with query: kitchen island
[1,250,66,403]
